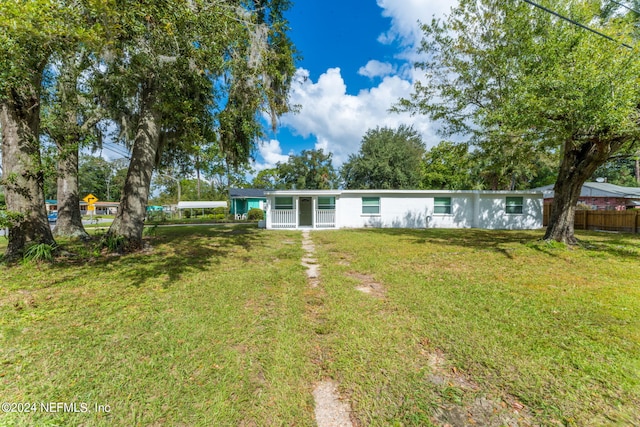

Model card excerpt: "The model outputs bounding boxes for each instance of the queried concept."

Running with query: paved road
[0,219,239,238]
[0,218,112,238]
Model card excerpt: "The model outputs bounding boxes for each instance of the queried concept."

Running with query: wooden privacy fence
[543,205,640,233]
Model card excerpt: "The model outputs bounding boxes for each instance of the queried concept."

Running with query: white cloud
[274,1,458,168]
[280,67,440,166]
[358,60,396,79]
[376,0,456,49]
[253,139,291,171]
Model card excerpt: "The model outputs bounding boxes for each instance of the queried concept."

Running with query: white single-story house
[264,190,543,230]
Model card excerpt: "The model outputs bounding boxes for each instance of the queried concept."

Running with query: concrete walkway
[300,230,354,427]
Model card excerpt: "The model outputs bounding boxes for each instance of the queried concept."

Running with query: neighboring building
[46,200,120,215]
[176,201,227,218]
[534,182,640,211]
[45,200,58,213]
[264,190,543,230]
[229,189,266,217]
[92,202,120,215]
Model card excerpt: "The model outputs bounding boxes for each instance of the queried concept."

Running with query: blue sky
[253,0,458,171]
[95,1,457,170]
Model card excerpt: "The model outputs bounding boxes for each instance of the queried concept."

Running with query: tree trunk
[1,91,56,262]
[108,90,161,250]
[53,138,89,240]
[544,139,614,244]
[544,177,582,245]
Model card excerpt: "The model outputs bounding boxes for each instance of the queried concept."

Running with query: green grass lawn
[1,226,639,426]
[1,225,316,426]
[311,229,640,426]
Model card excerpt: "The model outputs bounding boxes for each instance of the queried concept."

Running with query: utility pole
[196,153,201,199]
[157,172,181,218]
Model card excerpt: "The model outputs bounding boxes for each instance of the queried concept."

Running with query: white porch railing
[271,209,296,228]
[315,209,336,228]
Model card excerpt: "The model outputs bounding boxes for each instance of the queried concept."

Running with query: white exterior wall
[476,194,543,229]
[336,193,476,229]
[264,191,543,230]
[336,194,425,228]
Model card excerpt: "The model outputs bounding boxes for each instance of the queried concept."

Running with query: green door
[299,197,313,226]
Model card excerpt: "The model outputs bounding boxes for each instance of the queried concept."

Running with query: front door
[299,197,313,227]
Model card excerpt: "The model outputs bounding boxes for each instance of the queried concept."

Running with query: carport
[176,201,227,218]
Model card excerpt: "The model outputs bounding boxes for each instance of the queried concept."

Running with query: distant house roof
[177,201,227,209]
[229,188,266,198]
[533,182,640,199]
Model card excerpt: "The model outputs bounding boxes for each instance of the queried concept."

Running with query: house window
[275,197,293,210]
[506,197,524,214]
[362,197,380,215]
[434,197,452,214]
[318,196,335,210]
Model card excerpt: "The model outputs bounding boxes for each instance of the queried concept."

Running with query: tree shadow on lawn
[573,230,640,259]
[367,228,540,259]
[53,224,265,288]
[365,227,640,260]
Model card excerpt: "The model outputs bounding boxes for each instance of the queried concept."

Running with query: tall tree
[106,158,129,202]
[422,141,479,190]
[591,155,640,187]
[0,1,104,260]
[103,0,296,249]
[398,0,640,244]
[252,167,283,189]
[275,149,338,190]
[341,125,425,189]
[77,155,130,202]
[41,51,105,240]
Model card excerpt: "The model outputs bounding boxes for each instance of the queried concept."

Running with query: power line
[101,143,131,160]
[521,0,634,49]
[609,0,640,15]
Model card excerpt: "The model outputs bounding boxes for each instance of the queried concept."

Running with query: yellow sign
[87,205,95,211]
[83,194,99,204]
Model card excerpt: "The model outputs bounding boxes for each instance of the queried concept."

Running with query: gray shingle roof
[532,182,640,198]
[229,188,266,198]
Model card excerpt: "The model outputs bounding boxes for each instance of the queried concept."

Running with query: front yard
[0,226,638,425]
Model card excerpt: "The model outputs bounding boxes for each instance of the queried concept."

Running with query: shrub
[247,208,264,221]
[576,202,595,210]
[23,243,58,263]
[100,234,126,253]
[213,207,227,215]
[205,213,226,222]
[143,224,158,237]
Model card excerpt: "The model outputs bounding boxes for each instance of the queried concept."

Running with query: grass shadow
[574,230,640,259]
[47,223,265,288]
[367,227,542,259]
[363,227,640,260]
